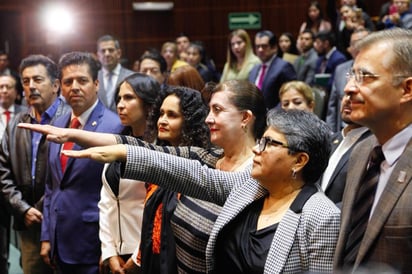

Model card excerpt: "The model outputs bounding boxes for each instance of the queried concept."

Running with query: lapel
[97,70,109,107]
[335,136,377,264]
[356,138,412,266]
[264,185,317,273]
[62,102,104,174]
[262,57,281,90]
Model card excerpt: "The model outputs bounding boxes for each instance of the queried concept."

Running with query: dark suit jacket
[249,57,297,110]
[41,101,123,264]
[98,66,134,112]
[323,129,371,204]
[314,49,347,92]
[326,60,353,133]
[334,135,412,273]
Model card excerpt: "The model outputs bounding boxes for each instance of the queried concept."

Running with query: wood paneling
[0,0,388,72]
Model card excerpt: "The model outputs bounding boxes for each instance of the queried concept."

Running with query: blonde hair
[279,81,315,106]
[226,29,255,70]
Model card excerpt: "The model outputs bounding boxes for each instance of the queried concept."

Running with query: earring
[241,124,247,133]
[291,169,297,179]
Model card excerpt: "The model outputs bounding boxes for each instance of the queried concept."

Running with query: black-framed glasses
[346,70,380,85]
[256,136,288,152]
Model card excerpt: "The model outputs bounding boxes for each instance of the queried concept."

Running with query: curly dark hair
[147,86,211,148]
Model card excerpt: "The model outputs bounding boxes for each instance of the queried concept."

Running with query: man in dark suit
[326,28,370,133]
[0,74,28,274]
[0,55,70,274]
[40,52,123,274]
[333,28,412,273]
[97,35,134,112]
[248,30,296,110]
[0,51,24,104]
[320,94,370,205]
[313,31,347,93]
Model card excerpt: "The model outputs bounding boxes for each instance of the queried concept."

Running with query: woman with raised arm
[61,109,340,273]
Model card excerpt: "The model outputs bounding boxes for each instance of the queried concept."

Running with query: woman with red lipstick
[136,86,211,274]
[99,73,160,274]
[220,29,260,82]
[18,80,266,274]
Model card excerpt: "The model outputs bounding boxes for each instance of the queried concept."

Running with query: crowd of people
[0,0,412,274]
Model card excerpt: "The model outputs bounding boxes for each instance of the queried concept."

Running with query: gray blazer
[122,146,340,273]
[293,48,318,85]
[97,66,134,112]
[334,135,412,273]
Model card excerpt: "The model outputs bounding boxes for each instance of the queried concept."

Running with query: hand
[62,144,127,163]
[40,241,55,269]
[18,123,71,144]
[108,256,126,274]
[123,257,141,274]
[24,207,43,227]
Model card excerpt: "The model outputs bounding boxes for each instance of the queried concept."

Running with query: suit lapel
[356,139,412,266]
[265,210,300,273]
[334,136,377,266]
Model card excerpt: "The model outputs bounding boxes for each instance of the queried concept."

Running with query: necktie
[343,146,385,265]
[319,57,327,73]
[60,118,81,172]
[257,64,267,90]
[4,110,10,124]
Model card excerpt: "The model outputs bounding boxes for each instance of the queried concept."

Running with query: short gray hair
[355,28,412,85]
[266,109,331,184]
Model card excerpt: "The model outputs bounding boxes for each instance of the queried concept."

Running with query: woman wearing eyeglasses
[58,109,340,273]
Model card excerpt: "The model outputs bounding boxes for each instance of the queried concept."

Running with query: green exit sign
[228,12,261,30]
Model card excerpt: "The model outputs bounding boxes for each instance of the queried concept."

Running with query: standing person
[249,30,296,110]
[277,32,299,62]
[99,73,161,274]
[313,31,347,93]
[62,109,340,274]
[0,54,71,274]
[175,33,190,61]
[320,94,370,205]
[97,35,134,112]
[331,28,412,273]
[220,29,259,82]
[0,75,27,139]
[40,52,123,274]
[19,80,267,274]
[185,42,213,83]
[0,51,23,104]
[279,81,315,112]
[161,42,189,73]
[299,1,332,35]
[294,29,318,85]
[0,74,27,274]
[138,51,168,86]
[326,27,369,133]
[136,86,211,274]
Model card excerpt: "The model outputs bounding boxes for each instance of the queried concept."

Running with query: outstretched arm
[18,123,117,147]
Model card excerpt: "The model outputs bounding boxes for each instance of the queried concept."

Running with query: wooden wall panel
[0,0,388,73]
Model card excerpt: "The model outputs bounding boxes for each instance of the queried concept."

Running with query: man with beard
[96,35,133,112]
[319,94,370,205]
[0,54,71,274]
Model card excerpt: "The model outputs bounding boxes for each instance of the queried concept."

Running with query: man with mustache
[0,55,71,274]
[319,94,370,205]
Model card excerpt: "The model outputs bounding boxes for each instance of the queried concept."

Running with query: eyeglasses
[255,44,270,50]
[0,84,14,91]
[346,70,380,85]
[256,136,289,153]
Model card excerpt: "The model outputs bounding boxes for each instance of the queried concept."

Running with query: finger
[62,150,90,158]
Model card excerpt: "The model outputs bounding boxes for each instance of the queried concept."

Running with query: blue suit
[41,101,123,269]
[314,49,347,92]
[249,57,297,110]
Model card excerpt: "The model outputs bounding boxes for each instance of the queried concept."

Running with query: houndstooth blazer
[122,145,340,274]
